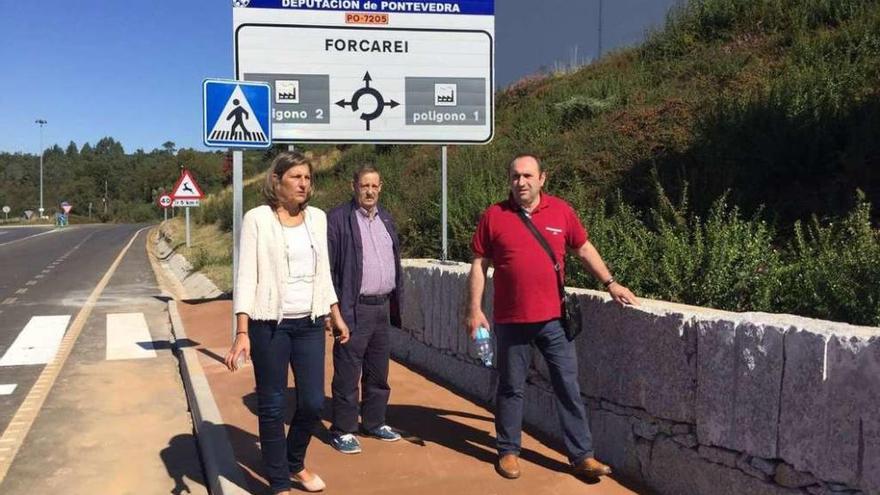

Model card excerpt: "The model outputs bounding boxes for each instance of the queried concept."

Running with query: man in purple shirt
[326,164,404,454]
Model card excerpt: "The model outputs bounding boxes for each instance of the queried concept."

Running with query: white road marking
[106,313,157,360]
[35,275,44,279]
[25,281,36,286]
[14,289,26,295]
[2,298,16,305]
[0,229,60,248]
[0,385,16,395]
[0,315,71,366]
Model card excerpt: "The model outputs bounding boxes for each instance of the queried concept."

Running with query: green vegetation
[0,139,267,222]
[296,0,879,325]
[6,1,877,326]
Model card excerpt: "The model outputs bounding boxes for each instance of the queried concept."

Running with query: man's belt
[358,293,391,305]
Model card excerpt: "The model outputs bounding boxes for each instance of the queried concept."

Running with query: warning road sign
[203,79,272,148]
[171,170,204,200]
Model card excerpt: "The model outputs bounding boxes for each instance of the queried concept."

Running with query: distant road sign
[172,199,200,207]
[171,170,205,200]
[203,79,272,148]
[2,206,9,214]
[233,0,495,144]
[61,202,72,214]
[157,194,173,209]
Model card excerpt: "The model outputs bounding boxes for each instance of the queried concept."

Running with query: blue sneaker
[362,425,402,442]
[330,433,362,454]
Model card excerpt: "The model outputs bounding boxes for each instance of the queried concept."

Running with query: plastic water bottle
[234,351,247,370]
[474,326,494,367]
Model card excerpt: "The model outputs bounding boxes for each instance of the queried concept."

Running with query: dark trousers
[249,317,325,493]
[330,300,392,433]
[495,319,594,465]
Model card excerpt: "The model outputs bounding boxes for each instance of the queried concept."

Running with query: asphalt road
[0,224,206,494]
[0,225,56,247]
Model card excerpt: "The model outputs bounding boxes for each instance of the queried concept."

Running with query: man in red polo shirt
[466,153,638,480]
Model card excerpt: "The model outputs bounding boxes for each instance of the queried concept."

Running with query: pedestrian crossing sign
[203,79,272,148]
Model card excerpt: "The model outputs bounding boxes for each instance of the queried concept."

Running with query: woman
[225,151,350,494]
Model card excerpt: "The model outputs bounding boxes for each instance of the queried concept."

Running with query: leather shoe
[572,457,612,478]
[496,453,521,479]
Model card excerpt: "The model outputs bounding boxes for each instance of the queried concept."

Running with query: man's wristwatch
[602,277,616,289]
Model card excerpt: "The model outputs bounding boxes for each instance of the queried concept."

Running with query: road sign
[61,202,72,214]
[172,199,200,207]
[171,170,205,200]
[2,206,9,214]
[157,194,173,209]
[203,79,272,148]
[234,0,495,144]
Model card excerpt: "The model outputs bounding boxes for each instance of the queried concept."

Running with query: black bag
[516,209,582,341]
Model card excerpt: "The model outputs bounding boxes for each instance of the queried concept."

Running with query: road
[0,225,56,247]
[0,224,206,494]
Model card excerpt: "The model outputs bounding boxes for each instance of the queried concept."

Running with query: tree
[161,141,177,154]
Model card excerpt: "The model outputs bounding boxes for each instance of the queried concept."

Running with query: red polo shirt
[471,194,588,324]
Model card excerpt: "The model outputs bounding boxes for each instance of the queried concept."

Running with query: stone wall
[392,260,880,495]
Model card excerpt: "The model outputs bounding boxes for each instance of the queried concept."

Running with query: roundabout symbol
[336,72,400,131]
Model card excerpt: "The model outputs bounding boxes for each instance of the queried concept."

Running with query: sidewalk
[174,299,642,495]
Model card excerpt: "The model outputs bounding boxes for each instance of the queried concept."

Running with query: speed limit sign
[157,194,172,209]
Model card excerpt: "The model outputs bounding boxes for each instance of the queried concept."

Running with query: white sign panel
[173,199,201,207]
[234,0,494,144]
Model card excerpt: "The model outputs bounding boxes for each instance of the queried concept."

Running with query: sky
[0,0,676,155]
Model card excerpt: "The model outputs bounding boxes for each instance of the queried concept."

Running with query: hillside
[180,0,880,326]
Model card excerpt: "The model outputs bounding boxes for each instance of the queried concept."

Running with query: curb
[169,300,250,495]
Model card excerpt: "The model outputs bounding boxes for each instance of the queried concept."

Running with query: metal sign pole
[441,145,448,262]
[185,207,191,248]
[164,207,167,222]
[232,149,244,338]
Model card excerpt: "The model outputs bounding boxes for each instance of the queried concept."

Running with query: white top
[281,223,315,318]
[233,204,338,323]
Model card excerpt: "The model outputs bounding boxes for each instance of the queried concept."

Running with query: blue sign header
[238,0,494,15]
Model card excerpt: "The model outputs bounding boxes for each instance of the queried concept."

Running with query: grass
[159,216,232,293]
[180,0,880,326]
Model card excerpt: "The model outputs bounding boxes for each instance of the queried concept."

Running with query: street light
[35,119,47,218]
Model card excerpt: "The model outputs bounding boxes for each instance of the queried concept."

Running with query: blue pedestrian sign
[203,79,272,148]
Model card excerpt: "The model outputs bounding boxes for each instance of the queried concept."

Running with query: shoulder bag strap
[516,209,565,302]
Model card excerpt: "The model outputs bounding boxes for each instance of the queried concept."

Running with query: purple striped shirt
[357,207,396,296]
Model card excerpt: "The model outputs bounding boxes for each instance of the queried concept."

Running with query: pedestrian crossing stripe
[203,79,272,149]
[209,129,267,141]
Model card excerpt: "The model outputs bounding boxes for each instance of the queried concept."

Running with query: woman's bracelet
[235,331,248,336]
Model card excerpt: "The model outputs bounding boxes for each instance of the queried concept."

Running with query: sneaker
[330,433,362,454]
[362,425,402,442]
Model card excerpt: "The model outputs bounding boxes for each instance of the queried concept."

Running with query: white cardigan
[234,204,338,322]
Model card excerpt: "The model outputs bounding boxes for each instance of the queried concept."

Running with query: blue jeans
[495,319,593,465]
[249,317,325,493]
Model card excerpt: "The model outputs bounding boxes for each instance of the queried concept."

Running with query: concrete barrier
[394,259,880,495]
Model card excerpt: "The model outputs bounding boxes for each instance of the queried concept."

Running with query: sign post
[157,193,172,222]
[60,201,72,227]
[170,170,205,248]
[202,78,272,338]
[233,0,494,259]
